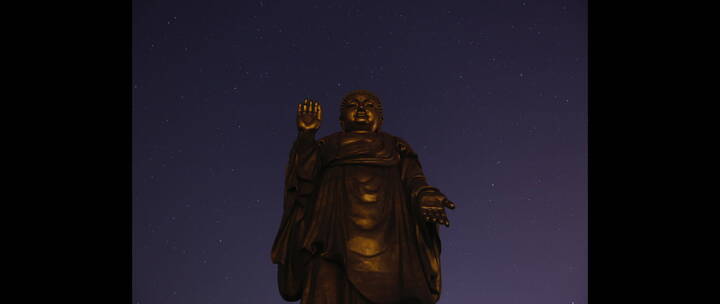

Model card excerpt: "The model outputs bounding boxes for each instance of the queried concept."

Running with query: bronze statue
[271,90,456,304]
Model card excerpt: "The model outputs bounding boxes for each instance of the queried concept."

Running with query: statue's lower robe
[272,132,441,304]
[301,164,434,304]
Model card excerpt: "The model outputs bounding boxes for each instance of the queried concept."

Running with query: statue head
[339,90,383,133]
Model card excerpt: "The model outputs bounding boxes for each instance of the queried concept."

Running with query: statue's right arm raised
[288,98,323,210]
[271,98,324,301]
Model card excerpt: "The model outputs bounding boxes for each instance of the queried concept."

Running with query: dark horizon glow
[133,0,587,303]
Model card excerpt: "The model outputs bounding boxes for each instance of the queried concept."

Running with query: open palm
[297,98,322,132]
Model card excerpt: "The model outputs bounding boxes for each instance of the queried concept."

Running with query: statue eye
[366,103,374,108]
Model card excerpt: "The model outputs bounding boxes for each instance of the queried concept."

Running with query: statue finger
[432,209,441,221]
[444,200,456,210]
[317,102,323,120]
[297,103,302,115]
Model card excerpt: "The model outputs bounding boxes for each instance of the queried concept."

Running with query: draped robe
[271,131,442,304]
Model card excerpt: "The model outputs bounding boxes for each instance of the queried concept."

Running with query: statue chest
[321,132,400,167]
[343,166,391,227]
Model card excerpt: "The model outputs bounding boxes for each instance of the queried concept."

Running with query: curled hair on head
[342,90,381,103]
[340,90,384,118]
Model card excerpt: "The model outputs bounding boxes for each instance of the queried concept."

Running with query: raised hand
[419,191,456,227]
[296,98,322,132]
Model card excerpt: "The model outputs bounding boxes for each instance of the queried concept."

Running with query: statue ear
[375,117,383,132]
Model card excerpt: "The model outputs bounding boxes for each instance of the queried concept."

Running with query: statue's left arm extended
[397,138,456,227]
[397,137,453,301]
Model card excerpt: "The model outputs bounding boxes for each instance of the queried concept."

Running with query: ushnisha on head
[339,90,383,133]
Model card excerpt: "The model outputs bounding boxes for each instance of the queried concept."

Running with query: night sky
[132,0,587,303]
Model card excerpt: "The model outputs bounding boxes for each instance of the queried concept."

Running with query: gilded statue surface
[271,90,456,304]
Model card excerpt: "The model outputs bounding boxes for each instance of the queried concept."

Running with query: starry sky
[132,0,587,303]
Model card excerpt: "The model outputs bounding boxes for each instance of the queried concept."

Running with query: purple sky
[132,0,587,303]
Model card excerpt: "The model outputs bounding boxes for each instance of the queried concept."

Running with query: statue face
[341,94,382,133]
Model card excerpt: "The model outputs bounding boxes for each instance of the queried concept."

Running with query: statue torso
[317,132,406,301]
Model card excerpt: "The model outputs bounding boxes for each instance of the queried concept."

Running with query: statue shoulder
[317,132,343,146]
[389,134,418,157]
